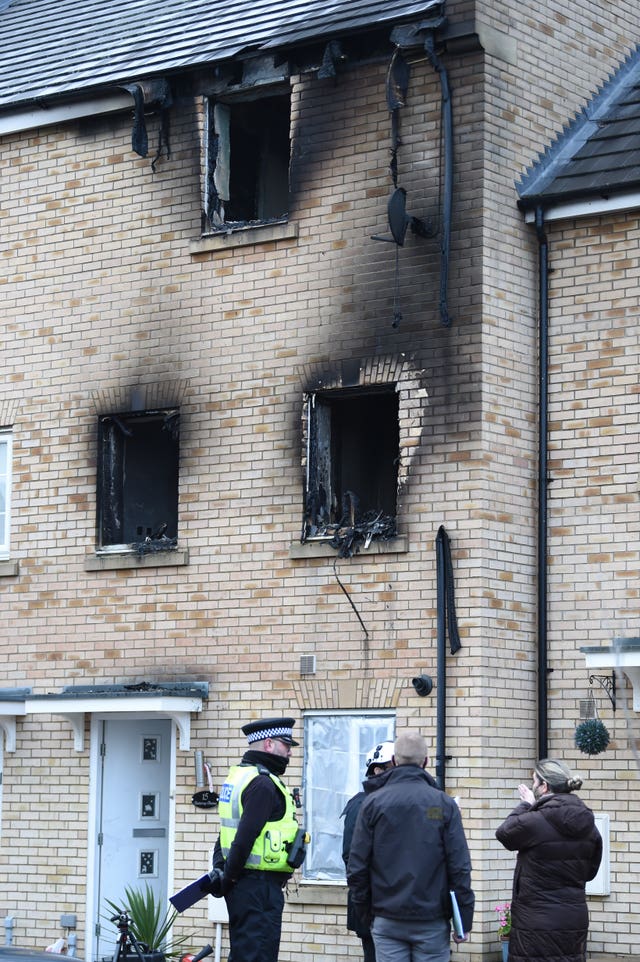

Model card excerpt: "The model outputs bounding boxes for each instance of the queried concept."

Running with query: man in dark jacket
[347,732,474,962]
[495,757,602,962]
[341,741,395,962]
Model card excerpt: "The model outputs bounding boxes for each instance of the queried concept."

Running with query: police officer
[210,717,302,962]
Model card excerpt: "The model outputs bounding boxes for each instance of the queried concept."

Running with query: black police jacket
[341,772,388,936]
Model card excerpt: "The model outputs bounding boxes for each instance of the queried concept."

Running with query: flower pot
[125,951,165,962]
[500,937,509,962]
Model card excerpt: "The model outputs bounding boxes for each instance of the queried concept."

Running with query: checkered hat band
[247,726,293,743]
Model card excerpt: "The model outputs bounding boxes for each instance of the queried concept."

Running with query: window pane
[0,434,10,554]
[303,712,395,881]
[206,92,290,228]
[98,412,179,547]
[227,95,290,222]
[304,387,399,538]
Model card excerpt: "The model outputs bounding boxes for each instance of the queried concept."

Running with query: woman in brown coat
[495,758,602,962]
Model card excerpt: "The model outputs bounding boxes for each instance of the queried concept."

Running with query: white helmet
[365,741,394,773]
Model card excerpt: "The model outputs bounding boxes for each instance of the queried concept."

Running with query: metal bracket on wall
[589,672,616,712]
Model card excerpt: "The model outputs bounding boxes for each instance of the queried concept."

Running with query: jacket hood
[373,763,439,790]
[242,748,288,777]
[534,791,595,838]
[362,769,393,793]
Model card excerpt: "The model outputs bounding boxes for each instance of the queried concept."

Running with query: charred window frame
[303,386,400,541]
[205,86,291,230]
[97,409,179,550]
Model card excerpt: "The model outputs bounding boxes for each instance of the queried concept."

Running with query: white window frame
[0,430,12,559]
[0,739,4,839]
[302,710,395,882]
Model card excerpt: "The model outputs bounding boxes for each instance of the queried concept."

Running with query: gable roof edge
[517,43,640,205]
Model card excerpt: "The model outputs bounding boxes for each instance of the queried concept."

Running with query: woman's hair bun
[535,758,583,793]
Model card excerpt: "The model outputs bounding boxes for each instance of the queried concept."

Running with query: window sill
[84,548,189,571]
[289,536,407,560]
[287,882,347,906]
[0,559,19,577]
[190,220,298,255]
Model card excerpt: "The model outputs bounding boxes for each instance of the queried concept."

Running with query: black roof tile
[0,0,443,110]
[518,45,640,207]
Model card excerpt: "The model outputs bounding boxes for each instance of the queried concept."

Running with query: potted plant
[106,883,191,962]
[494,902,511,962]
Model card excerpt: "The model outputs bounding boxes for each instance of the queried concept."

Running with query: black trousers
[225,872,285,962]
[361,931,376,962]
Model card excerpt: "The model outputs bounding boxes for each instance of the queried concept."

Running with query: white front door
[92,718,172,962]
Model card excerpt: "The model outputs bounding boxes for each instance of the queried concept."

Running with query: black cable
[333,558,369,639]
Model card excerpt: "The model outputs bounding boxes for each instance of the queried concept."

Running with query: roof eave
[0,3,447,116]
[520,186,640,223]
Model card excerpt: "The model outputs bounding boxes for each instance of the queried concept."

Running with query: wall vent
[300,655,316,676]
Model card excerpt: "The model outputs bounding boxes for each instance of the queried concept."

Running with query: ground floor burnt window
[303,386,399,548]
[97,409,179,549]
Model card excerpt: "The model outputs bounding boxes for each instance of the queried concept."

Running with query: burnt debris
[306,492,396,558]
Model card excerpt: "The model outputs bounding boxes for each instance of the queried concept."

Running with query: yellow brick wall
[477,0,640,955]
[542,211,640,956]
[0,3,639,960]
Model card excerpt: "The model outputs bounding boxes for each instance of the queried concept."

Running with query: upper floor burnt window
[303,386,399,551]
[97,409,179,550]
[205,88,290,231]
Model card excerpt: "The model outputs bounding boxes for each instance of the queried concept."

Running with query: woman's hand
[518,783,535,805]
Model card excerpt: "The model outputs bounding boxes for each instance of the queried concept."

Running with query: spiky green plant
[574,718,610,755]
[105,883,191,958]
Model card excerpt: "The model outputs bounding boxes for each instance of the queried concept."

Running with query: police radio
[286,828,310,868]
[286,786,309,868]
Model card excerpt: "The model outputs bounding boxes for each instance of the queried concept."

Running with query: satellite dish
[387,187,411,246]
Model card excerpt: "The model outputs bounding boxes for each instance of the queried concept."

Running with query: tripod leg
[113,934,127,962]
[127,934,147,962]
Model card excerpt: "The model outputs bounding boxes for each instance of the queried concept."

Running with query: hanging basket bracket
[588,671,616,712]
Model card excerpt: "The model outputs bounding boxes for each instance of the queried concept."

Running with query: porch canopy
[0,681,208,751]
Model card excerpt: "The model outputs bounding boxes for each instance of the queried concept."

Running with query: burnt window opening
[304,387,399,554]
[97,409,179,550]
[205,90,290,229]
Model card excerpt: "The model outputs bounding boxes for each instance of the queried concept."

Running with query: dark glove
[207,868,224,898]
[207,867,234,898]
[352,901,373,932]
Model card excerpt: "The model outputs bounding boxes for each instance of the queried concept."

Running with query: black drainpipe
[435,528,447,790]
[435,525,460,790]
[535,205,549,759]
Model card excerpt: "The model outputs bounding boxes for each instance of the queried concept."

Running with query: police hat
[242,716,299,746]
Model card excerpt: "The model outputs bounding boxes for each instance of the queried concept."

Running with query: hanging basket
[574,718,610,755]
[579,689,598,722]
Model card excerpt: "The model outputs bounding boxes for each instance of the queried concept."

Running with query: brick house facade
[0,2,638,961]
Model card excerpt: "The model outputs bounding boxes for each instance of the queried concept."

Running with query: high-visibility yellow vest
[218,764,299,873]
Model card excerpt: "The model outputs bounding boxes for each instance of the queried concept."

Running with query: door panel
[93,718,171,962]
